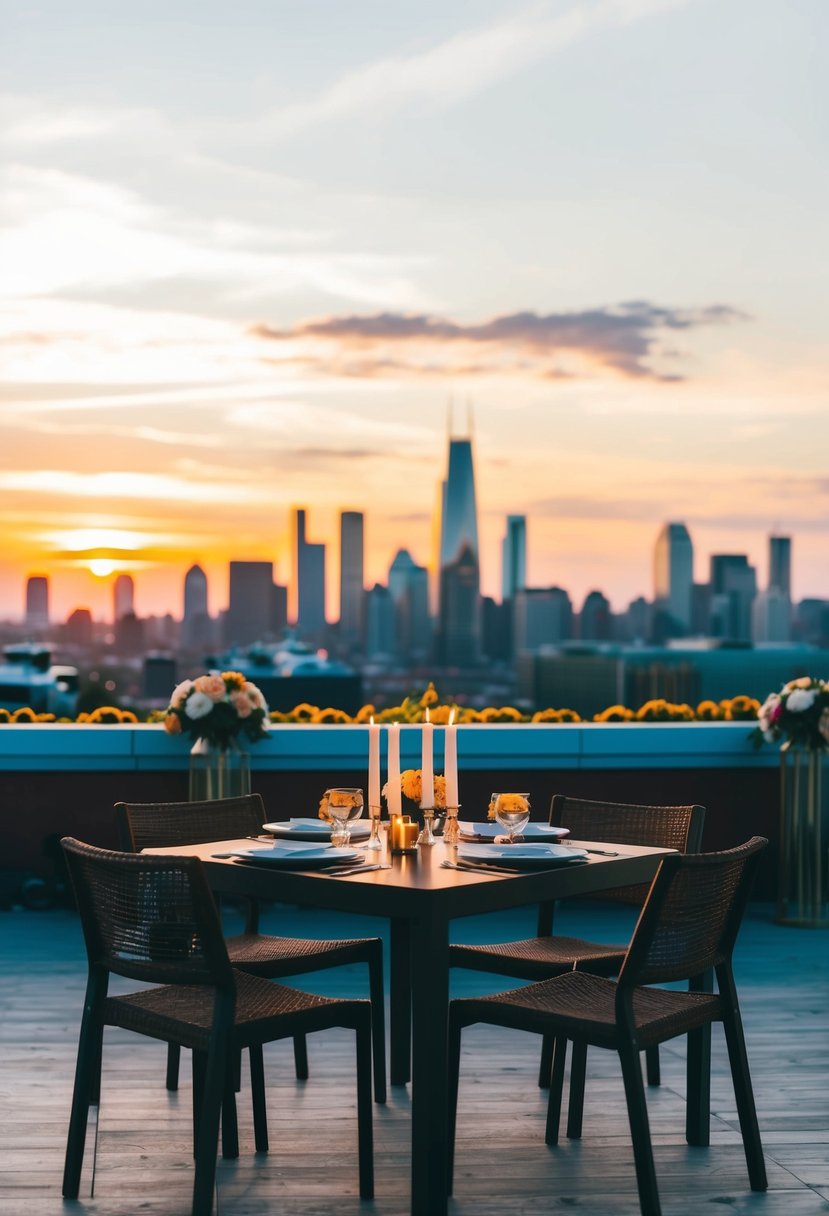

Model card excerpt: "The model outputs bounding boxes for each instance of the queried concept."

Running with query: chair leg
[545,1035,567,1145]
[249,1044,269,1153]
[538,1033,554,1088]
[645,1045,660,1087]
[446,1012,463,1194]
[221,1060,239,1160]
[192,1051,205,1155]
[292,1034,309,1080]
[566,1039,587,1139]
[166,1042,181,1091]
[719,973,768,1192]
[355,1013,375,1199]
[63,1012,104,1198]
[192,1041,225,1216]
[368,945,387,1104]
[618,1038,661,1216]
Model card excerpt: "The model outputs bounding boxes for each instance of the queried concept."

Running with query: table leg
[686,969,713,1145]
[390,917,411,1086]
[410,906,450,1216]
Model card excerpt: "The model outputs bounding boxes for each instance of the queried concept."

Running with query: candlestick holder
[416,808,437,846]
[367,806,382,852]
[442,805,461,845]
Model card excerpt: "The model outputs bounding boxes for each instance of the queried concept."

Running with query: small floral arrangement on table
[754,677,829,751]
[487,792,530,821]
[163,672,270,748]
[381,769,447,810]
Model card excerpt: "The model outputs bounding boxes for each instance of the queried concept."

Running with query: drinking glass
[324,787,364,847]
[492,793,531,844]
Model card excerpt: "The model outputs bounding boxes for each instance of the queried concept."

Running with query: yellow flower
[313,707,352,724]
[480,706,525,723]
[290,702,319,722]
[496,793,529,813]
[592,705,634,722]
[401,769,422,802]
[318,796,331,821]
[419,682,439,707]
[695,700,722,721]
[532,708,560,723]
[353,704,376,723]
[427,704,453,725]
[327,789,362,808]
[0,707,12,723]
[220,670,246,690]
[11,706,37,722]
[724,695,760,721]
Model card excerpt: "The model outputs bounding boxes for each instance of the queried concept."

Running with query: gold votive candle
[390,814,417,854]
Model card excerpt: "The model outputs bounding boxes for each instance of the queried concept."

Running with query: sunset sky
[1,0,827,623]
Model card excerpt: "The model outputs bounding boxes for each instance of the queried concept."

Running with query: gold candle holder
[390,814,418,855]
[442,805,461,845]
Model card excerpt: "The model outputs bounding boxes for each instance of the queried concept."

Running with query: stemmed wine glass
[324,787,364,848]
[492,792,531,844]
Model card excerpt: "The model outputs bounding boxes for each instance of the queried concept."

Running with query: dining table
[147,833,682,1216]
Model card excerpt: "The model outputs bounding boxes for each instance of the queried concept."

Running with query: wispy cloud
[252,302,746,381]
[244,0,690,142]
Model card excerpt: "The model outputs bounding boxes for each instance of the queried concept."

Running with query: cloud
[251,302,746,381]
[243,0,691,143]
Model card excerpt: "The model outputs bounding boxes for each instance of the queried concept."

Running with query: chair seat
[457,970,723,1050]
[226,932,379,975]
[105,970,358,1053]
[449,934,626,979]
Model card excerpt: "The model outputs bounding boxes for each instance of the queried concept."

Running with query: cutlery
[441,860,522,876]
[579,848,620,857]
[324,863,391,876]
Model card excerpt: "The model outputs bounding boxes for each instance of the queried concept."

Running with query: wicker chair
[61,838,374,1216]
[448,837,768,1216]
[115,794,386,1103]
[448,796,705,1132]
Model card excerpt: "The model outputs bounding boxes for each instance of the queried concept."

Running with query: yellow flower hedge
[0,686,762,726]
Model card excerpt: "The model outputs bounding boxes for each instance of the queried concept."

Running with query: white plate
[263,817,371,842]
[457,842,588,868]
[226,845,361,869]
[459,821,570,842]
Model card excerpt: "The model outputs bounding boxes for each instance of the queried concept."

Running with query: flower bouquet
[383,768,447,813]
[163,671,270,748]
[755,677,829,751]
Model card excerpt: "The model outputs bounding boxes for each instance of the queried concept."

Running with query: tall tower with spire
[434,413,481,666]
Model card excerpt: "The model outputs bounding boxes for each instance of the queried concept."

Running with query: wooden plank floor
[1,899,827,1215]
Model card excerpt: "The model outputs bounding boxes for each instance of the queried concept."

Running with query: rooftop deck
[2,898,827,1215]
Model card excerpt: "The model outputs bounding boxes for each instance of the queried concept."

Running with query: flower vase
[189,737,251,802]
[777,742,829,927]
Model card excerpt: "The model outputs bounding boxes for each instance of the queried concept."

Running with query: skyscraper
[225,561,276,646]
[709,554,757,642]
[435,435,481,666]
[501,515,527,601]
[339,511,364,649]
[294,508,326,640]
[364,583,396,661]
[653,523,693,633]
[113,573,135,622]
[388,548,431,662]
[768,535,791,596]
[25,575,49,631]
[182,564,212,649]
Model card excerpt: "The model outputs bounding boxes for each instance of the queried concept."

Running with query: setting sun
[88,559,118,578]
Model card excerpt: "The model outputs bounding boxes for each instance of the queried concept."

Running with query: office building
[768,535,792,595]
[113,574,134,622]
[435,435,481,666]
[294,508,326,641]
[225,561,277,647]
[653,522,693,634]
[501,515,527,602]
[339,511,364,649]
[710,555,757,642]
[364,583,396,661]
[580,590,612,641]
[513,587,573,654]
[182,564,212,649]
[752,588,792,643]
[388,549,431,662]
[25,575,49,631]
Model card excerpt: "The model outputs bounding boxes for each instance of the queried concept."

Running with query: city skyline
[1,2,827,621]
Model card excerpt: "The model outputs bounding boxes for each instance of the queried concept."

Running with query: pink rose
[194,674,226,702]
[230,690,253,718]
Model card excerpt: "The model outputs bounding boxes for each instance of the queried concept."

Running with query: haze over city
[1,0,827,624]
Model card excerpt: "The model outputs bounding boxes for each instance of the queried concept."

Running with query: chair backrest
[62,837,235,989]
[115,793,266,852]
[549,795,705,905]
[618,836,767,988]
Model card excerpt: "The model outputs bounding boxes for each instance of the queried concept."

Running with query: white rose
[171,679,194,707]
[786,689,816,713]
[184,691,214,720]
